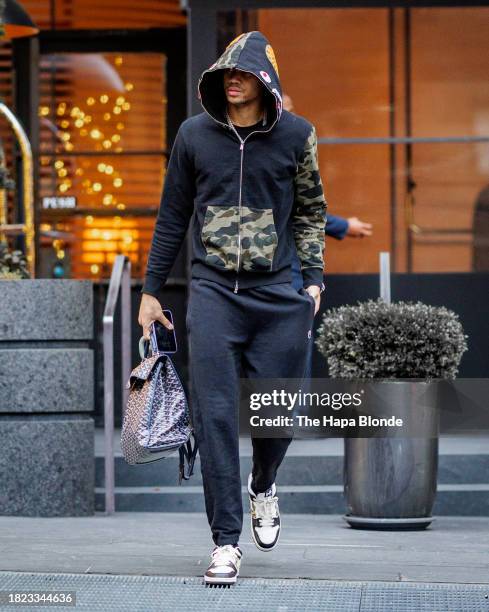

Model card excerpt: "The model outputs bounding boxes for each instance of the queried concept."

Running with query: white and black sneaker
[248,473,281,551]
[204,544,242,587]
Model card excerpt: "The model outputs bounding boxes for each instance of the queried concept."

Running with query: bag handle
[139,336,152,359]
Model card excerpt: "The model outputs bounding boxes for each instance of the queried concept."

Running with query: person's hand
[346,217,373,238]
[305,285,321,316]
[138,293,173,340]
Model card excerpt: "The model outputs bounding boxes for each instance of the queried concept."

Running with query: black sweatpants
[186,278,315,546]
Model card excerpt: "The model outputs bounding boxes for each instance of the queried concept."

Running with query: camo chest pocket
[201,205,239,271]
[240,206,278,271]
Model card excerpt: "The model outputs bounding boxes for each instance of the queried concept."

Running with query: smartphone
[149,309,177,354]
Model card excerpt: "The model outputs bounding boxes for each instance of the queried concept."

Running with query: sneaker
[204,544,242,586]
[247,473,281,551]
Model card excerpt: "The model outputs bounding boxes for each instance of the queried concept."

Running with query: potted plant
[0,241,30,279]
[316,298,468,530]
[0,137,22,279]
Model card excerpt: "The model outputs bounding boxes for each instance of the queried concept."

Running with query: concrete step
[94,453,489,488]
[94,484,489,515]
[94,430,489,515]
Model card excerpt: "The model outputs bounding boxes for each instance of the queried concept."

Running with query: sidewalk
[0,513,488,610]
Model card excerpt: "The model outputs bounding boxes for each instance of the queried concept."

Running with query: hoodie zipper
[225,110,277,293]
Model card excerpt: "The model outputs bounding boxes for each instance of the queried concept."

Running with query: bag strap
[178,433,199,484]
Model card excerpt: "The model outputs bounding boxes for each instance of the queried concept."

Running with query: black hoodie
[142,31,327,296]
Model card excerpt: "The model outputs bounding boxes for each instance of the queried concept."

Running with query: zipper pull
[234,279,239,293]
[240,142,244,150]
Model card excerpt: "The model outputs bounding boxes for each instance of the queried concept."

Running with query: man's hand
[346,217,373,238]
[138,293,173,340]
[305,285,321,316]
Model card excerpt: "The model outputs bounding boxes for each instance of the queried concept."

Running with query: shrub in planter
[0,241,30,279]
[316,298,468,529]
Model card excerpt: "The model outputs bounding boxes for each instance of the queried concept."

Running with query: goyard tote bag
[121,337,198,482]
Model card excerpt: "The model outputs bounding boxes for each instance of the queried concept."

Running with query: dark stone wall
[0,280,95,517]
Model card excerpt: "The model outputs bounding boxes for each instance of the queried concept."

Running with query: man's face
[223,68,262,106]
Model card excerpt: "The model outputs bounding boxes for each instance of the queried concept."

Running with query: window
[257,7,489,273]
[38,51,167,279]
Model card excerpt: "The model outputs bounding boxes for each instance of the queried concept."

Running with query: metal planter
[343,380,439,530]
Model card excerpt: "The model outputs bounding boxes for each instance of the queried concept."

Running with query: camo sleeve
[141,126,195,297]
[292,124,328,288]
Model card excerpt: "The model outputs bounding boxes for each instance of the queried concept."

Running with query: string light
[47,54,138,278]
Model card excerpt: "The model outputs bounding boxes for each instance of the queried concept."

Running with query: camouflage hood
[197,31,283,129]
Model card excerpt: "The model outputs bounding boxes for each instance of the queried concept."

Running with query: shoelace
[211,544,240,567]
[252,495,279,528]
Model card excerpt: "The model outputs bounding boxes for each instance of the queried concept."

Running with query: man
[138,31,327,586]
